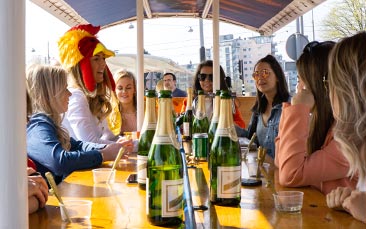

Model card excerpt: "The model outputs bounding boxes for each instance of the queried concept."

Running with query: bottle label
[147,123,156,130]
[182,122,190,136]
[153,135,179,149]
[211,117,219,123]
[217,166,241,198]
[215,127,238,142]
[137,155,148,184]
[162,179,183,217]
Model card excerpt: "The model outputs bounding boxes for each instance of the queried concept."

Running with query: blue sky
[26,0,339,65]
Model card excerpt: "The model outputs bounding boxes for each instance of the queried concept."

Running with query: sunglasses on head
[198,73,213,82]
[252,69,270,80]
[303,41,336,54]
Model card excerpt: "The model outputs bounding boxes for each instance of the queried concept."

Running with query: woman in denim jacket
[236,55,290,158]
[26,65,132,184]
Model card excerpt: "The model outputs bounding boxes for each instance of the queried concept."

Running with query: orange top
[180,98,246,128]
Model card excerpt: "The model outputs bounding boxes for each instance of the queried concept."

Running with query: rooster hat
[58,24,115,92]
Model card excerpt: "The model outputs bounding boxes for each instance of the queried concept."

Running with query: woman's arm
[342,190,366,223]
[27,121,103,178]
[275,103,351,192]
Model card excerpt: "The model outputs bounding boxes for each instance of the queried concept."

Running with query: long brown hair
[252,55,290,114]
[297,41,335,155]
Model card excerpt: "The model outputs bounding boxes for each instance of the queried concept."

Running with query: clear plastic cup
[273,191,304,213]
[247,162,270,177]
[60,200,92,221]
[92,168,116,184]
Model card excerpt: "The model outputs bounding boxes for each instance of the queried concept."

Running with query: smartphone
[126,173,138,183]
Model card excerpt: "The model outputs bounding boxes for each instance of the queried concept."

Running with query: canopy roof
[31,0,325,35]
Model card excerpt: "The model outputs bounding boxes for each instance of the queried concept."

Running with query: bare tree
[322,0,366,39]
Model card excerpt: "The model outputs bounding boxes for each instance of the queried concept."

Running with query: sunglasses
[303,41,336,54]
[252,69,270,80]
[198,73,213,82]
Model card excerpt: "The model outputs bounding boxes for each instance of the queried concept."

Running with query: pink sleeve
[275,103,352,193]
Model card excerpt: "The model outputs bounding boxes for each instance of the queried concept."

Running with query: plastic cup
[273,191,304,213]
[247,162,270,177]
[60,200,92,221]
[247,162,259,177]
[92,168,116,184]
[124,131,140,140]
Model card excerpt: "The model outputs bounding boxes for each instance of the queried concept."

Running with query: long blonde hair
[69,64,113,121]
[328,31,366,188]
[26,65,71,150]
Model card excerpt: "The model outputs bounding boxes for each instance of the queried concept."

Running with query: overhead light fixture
[128,23,134,29]
[202,0,213,18]
[188,26,193,32]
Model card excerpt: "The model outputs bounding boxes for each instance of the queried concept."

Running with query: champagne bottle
[208,90,221,147]
[192,90,209,134]
[210,90,241,206]
[207,90,220,168]
[147,90,183,226]
[182,87,193,141]
[137,90,157,190]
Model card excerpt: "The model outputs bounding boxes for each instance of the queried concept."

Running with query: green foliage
[322,0,366,39]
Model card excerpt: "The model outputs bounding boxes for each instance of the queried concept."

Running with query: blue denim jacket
[236,103,284,159]
[27,113,105,184]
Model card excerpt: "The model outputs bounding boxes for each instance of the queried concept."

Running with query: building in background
[204,34,297,96]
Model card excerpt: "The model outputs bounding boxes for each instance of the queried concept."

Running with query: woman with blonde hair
[326,32,366,223]
[108,70,137,135]
[26,64,132,184]
[58,24,120,144]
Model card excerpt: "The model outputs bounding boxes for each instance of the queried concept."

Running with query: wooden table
[29,153,365,228]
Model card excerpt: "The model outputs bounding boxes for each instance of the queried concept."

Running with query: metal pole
[0,0,27,228]
[212,0,220,92]
[199,18,205,62]
[136,0,144,130]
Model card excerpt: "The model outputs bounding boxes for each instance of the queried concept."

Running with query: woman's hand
[326,187,352,210]
[116,138,134,152]
[28,175,49,213]
[100,140,133,161]
[342,190,366,223]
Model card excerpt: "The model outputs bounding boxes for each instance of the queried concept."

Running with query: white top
[62,88,116,144]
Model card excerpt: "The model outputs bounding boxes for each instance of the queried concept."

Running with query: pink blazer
[275,103,357,195]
